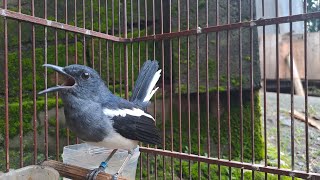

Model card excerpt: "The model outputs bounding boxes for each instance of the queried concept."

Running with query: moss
[0,149,46,171]
[225,91,264,161]
[136,90,295,178]
[208,59,217,81]
[0,98,62,144]
[266,144,291,169]
[230,76,240,87]
[156,90,263,162]
[210,40,216,45]
[175,84,228,94]
[1,42,83,103]
[137,154,296,179]
[244,55,251,62]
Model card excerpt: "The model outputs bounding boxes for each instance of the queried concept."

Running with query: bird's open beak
[38,64,76,95]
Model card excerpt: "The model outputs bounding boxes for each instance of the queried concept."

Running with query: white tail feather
[143,69,161,102]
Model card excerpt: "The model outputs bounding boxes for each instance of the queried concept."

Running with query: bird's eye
[81,72,90,80]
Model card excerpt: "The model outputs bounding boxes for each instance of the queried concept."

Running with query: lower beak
[38,64,74,95]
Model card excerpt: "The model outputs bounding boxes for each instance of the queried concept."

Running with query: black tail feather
[130,60,160,108]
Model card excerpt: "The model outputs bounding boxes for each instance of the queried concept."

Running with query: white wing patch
[103,108,154,121]
[143,69,161,102]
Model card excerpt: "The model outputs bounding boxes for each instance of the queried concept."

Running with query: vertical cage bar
[105,0,110,88]
[144,0,150,178]
[250,0,255,179]
[3,0,9,172]
[195,0,201,178]
[83,0,86,66]
[98,0,102,75]
[31,0,38,165]
[226,0,232,178]
[74,0,78,64]
[138,0,141,70]
[130,0,134,91]
[205,0,211,177]
[91,0,95,68]
[118,0,122,97]
[65,0,68,63]
[123,0,128,99]
[91,0,93,31]
[65,0,70,146]
[74,0,78,150]
[44,0,49,160]
[106,0,110,86]
[152,0,158,179]
[154,94,158,180]
[275,0,280,179]
[160,0,167,178]
[289,0,294,176]
[112,0,115,93]
[186,0,192,178]
[144,0,148,58]
[239,0,244,179]
[177,0,182,178]
[139,0,143,177]
[303,0,309,173]
[54,0,60,161]
[216,0,221,178]
[18,0,24,167]
[152,0,155,60]
[262,0,267,179]
[169,0,174,179]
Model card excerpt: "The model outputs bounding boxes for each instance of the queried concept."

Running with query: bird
[38,60,162,180]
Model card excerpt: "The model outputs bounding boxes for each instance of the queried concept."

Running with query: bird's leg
[112,150,133,180]
[86,149,118,180]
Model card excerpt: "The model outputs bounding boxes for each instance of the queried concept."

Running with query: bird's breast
[87,131,139,150]
[62,97,110,143]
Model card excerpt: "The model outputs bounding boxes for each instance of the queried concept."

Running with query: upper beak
[43,64,68,76]
[38,64,74,95]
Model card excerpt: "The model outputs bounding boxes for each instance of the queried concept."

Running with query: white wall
[255,0,304,36]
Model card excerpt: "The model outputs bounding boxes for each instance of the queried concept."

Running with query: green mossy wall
[160,91,264,161]
[0,99,62,144]
[136,159,293,179]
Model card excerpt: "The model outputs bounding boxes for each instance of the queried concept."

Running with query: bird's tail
[130,60,161,108]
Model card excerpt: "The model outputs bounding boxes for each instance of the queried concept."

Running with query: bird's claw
[112,173,119,180]
[86,166,105,180]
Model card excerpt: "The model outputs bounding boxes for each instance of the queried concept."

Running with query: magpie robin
[39,60,162,180]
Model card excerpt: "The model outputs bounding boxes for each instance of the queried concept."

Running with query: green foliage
[307,0,320,32]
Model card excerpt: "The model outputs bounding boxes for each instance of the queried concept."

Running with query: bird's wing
[103,107,161,146]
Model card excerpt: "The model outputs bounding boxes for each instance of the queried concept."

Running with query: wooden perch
[42,160,126,180]
[290,110,320,130]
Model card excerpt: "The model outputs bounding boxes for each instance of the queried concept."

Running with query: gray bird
[39,60,162,180]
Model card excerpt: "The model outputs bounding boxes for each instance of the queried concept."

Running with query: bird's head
[38,64,108,100]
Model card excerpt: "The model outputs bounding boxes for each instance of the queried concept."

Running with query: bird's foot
[86,162,108,180]
[112,173,119,180]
